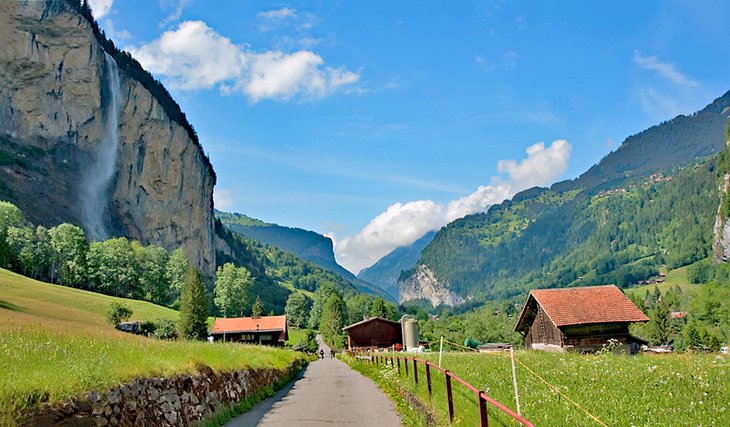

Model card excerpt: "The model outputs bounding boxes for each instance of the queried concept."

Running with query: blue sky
[91,0,730,273]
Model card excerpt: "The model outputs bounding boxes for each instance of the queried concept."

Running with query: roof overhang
[210,328,284,336]
[342,317,400,331]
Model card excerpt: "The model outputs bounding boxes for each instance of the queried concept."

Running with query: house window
[259,334,272,341]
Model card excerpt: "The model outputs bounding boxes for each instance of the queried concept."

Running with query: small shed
[342,317,402,350]
[209,315,288,346]
[514,285,649,354]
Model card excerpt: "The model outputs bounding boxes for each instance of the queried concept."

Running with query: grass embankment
[0,268,306,425]
[346,351,729,427]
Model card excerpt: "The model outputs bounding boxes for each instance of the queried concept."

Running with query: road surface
[227,336,401,426]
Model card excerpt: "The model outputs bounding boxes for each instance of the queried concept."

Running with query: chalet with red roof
[514,285,649,354]
[209,315,288,346]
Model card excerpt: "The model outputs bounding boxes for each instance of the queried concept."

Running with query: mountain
[216,211,392,300]
[553,90,730,193]
[357,231,436,299]
[0,1,215,278]
[401,91,730,306]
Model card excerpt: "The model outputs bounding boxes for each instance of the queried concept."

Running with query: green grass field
[346,350,730,427]
[0,268,306,425]
[624,264,699,298]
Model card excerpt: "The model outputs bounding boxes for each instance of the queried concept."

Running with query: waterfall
[83,53,121,241]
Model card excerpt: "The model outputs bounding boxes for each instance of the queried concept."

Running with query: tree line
[0,201,190,306]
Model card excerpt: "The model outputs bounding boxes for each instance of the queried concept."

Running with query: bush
[139,320,157,336]
[106,302,133,326]
[153,319,178,340]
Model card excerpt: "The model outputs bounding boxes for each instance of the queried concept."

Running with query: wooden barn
[209,315,288,346]
[514,285,649,354]
[342,317,402,350]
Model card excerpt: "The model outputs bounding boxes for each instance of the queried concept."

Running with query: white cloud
[241,51,360,102]
[257,7,297,22]
[633,50,699,87]
[88,0,113,18]
[159,0,191,28]
[497,140,571,189]
[332,140,572,273]
[102,18,131,41]
[213,188,235,211]
[126,21,359,102]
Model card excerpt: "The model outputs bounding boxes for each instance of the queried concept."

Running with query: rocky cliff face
[713,172,730,263]
[399,264,464,307]
[0,1,215,278]
[358,231,436,301]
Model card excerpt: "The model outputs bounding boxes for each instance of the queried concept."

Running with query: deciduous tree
[214,263,252,317]
[285,292,310,328]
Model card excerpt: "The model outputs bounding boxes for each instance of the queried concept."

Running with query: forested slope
[405,89,730,304]
[415,160,721,302]
[216,211,390,299]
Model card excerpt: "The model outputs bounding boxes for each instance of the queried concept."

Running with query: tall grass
[0,268,305,425]
[347,351,729,426]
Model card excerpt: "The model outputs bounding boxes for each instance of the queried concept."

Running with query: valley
[0,0,729,426]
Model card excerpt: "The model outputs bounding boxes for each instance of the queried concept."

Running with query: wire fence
[350,351,535,427]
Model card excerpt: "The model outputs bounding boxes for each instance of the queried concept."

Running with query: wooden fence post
[413,359,418,385]
[405,357,409,375]
[426,363,432,395]
[445,371,454,423]
[397,357,401,374]
[478,392,488,427]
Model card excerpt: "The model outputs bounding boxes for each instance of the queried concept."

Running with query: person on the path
[319,349,324,359]
[330,349,335,358]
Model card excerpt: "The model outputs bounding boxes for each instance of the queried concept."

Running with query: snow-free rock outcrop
[0,0,215,277]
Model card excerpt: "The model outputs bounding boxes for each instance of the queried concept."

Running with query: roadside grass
[286,328,307,347]
[0,268,306,425]
[344,355,433,427]
[348,351,729,427]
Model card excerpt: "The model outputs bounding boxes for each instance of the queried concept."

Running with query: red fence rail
[354,353,534,427]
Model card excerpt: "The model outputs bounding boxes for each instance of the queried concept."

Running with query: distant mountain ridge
[357,231,436,299]
[553,90,730,193]
[401,89,730,306]
[215,211,392,300]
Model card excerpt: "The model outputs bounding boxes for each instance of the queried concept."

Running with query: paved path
[227,336,401,427]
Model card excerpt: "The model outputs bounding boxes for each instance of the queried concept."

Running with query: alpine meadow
[1,1,729,426]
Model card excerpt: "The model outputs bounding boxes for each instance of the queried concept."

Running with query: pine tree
[251,295,264,317]
[370,297,388,318]
[647,299,670,345]
[178,267,209,340]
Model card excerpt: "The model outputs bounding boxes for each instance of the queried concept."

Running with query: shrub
[153,319,178,340]
[106,302,133,326]
[139,320,157,336]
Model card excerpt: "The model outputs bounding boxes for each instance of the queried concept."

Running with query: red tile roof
[211,315,287,342]
[526,285,648,328]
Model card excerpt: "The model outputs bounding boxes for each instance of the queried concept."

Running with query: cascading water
[82,53,121,241]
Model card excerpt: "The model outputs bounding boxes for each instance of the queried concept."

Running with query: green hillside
[0,268,304,425]
[407,90,730,304]
[553,89,730,193]
[216,212,391,300]
[216,222,387,305]
[416,156,720,301]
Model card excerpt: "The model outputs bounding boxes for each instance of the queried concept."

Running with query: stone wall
[22,360,306,426]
